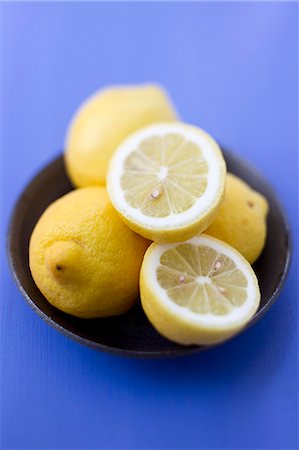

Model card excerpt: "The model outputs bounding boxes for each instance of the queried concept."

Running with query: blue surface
[1,3,298,449]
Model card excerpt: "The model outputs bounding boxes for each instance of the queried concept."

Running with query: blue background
[1,3,298,449]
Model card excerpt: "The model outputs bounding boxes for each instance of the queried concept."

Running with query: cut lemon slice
[107,123,226,242]
[140,235,260,345]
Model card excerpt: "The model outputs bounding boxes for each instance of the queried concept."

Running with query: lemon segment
[107,123,226,243]
[140,235,260,345]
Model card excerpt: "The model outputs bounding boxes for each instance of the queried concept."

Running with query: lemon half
[140,235,260,345]
[107,123,226,242]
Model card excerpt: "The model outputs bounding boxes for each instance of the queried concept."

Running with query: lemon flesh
[65,84,178,187]
[29,187,149,318]
[107,123,226,243]
[140,235,260,345]
[206,173,269,263]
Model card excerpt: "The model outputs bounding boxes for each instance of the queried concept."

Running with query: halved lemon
[107,123,226,242]
[140,235,260,345]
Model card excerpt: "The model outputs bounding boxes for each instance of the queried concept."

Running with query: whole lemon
[205,173,268,264]
[65,84,178,187]
[29,187,150,318]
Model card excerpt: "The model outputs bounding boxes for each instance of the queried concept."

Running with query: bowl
[7,150,291,358]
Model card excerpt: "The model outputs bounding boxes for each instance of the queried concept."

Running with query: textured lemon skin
[140,239,260,346]
[65,84,178,187]
[29,187,150,318]
[205,173,269,264]
[107,123,226,243]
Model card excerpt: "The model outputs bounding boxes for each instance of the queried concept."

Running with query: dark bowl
[7,150,291,358]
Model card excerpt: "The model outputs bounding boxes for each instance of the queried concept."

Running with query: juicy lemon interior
[120,134,208,217]
[157,244,248,315]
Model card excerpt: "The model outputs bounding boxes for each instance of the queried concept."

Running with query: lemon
[64,84,178,187]
[107,123,226,243]
[29,187,149,318]
[206,173,268,264]
[140,235,260,345]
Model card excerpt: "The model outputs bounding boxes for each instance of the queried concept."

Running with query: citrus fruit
[29,187,149,318]
[140,235,260,345]
[206,173,268,263]
[107,123,226,243]
[64,84,178,187]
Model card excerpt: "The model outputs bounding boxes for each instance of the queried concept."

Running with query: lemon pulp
[121,133,208,217]
[157,243,248,315]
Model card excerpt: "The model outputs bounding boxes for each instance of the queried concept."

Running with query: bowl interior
[7,150,291,357]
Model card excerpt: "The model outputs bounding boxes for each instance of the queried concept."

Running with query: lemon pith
[140,235,260,345]
[107,123,226,243]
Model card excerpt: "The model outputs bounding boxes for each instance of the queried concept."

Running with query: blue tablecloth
[1,3,297,449]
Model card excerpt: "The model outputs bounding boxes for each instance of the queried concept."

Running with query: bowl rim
[6,150,292,358]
